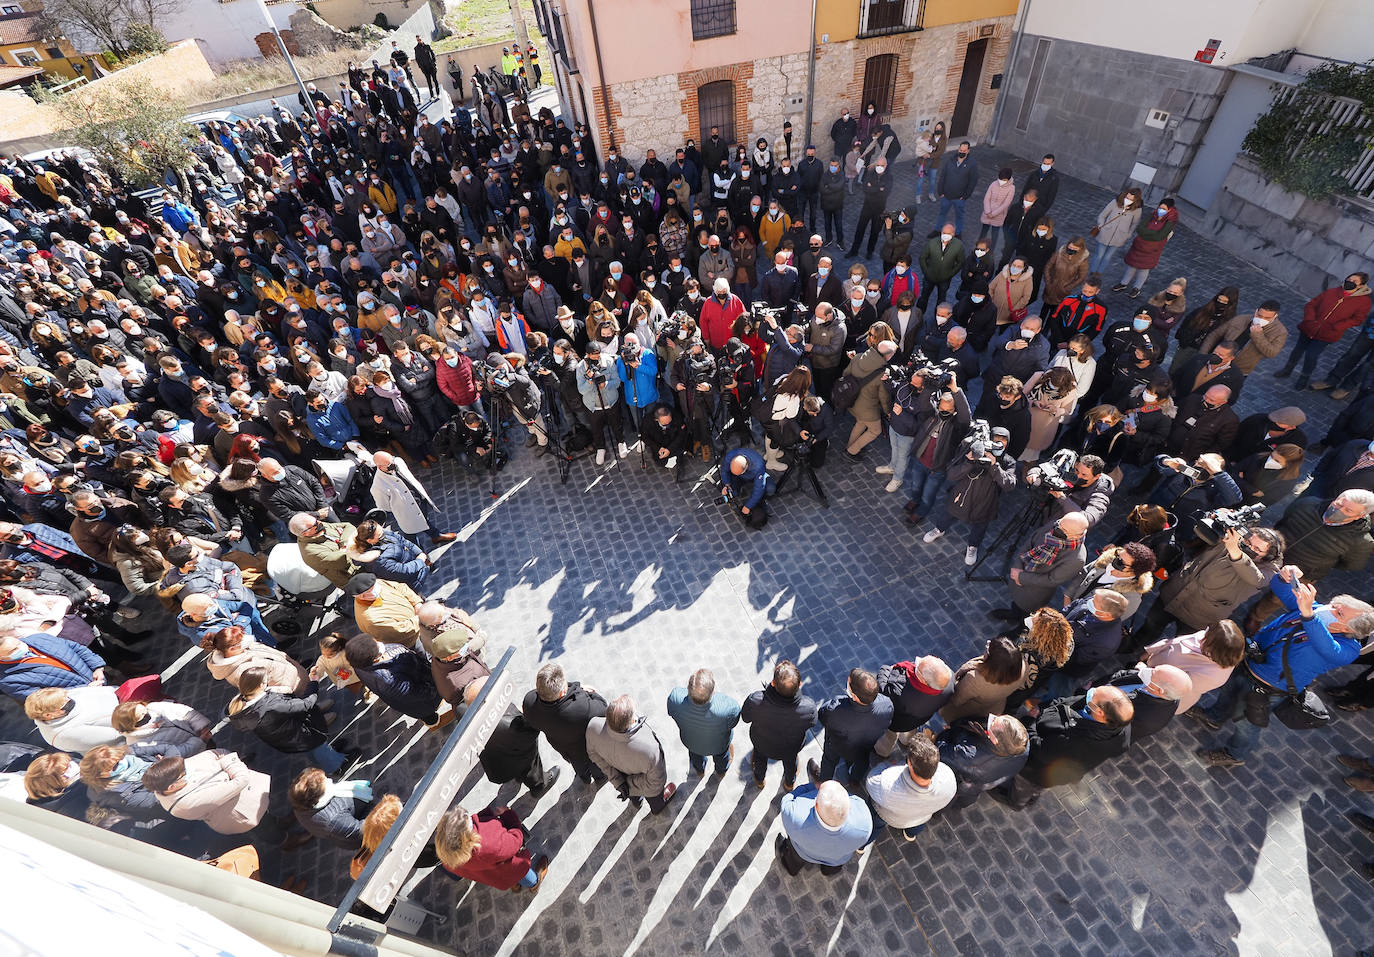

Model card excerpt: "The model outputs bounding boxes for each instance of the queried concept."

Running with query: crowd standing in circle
[2,53,1374,907]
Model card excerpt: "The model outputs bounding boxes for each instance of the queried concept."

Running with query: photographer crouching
[920,424,1017,567]
[1025,452,1114,528]
[720,448,775,529]
[642,403,691,483]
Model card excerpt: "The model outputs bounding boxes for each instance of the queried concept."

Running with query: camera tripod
[590,372,623,473]
[534,377,574,485]
[965,488,1054,583]
[772,442,829,508]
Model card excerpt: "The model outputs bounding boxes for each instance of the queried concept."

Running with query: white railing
[1268,85,1374,201]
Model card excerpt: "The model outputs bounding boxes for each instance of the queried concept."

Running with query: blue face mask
[1315,607,1340,632]
[1132,318,1150,332]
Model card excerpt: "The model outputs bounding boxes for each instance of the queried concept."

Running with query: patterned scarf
[1020,527,1083,572]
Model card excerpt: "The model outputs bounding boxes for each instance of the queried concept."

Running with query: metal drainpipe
[804,0,818,147]
[585,0,616,150]
[987,0,1033,147]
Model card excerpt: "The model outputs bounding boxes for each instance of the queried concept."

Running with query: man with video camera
[718,337,759,450]
[921,424,1017,566]
[1025,452,1114,527]
[480,353,548,453]
[721,448,774,529]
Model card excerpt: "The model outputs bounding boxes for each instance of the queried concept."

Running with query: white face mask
[1020,328,1035,340]
[1142,391,1157,403]
[1263,455,1283,470]
[1023,199,1034,208]
[970,295,985,304]
[1035,228,1048,237]
[941,234,954,244]
[1040,163,1052,172]
[974,249,987,258]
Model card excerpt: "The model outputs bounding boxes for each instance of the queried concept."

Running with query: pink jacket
[1143,631,1233,714]
[981,179,1016,227]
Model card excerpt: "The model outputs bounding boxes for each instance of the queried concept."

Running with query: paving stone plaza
[4,146,1372,957]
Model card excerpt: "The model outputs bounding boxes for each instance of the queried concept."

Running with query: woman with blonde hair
[434,804,549,893]
[843,321,897,458]
[1006,607,1074,712]
[1020,365,1080,462]
[349,794,440,879]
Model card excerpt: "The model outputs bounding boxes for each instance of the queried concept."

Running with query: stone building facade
[586,18,1011,163]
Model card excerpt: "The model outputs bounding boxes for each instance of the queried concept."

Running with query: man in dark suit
[1103,665,1192,742]
[996,684,1133,809]
[465,677,558,793]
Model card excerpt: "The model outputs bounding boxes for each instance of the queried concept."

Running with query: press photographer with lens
[672,336,720,464]
[719,448,774,530]
[1142,452,1243,544]
[576,342,629,466]
[1129,525,1284,654]
[897,365,972,528]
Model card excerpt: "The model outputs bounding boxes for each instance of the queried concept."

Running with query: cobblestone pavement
[4,147,1373,957]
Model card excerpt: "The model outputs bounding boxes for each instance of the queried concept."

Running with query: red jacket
[698,293,745,351]
[442,807,531,890]
[436,352,478,405]
[1299,285,1371,342]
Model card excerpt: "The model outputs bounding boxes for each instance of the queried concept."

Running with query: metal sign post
[329,645,517,929]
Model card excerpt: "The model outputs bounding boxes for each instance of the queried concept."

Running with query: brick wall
[255,29,300,58]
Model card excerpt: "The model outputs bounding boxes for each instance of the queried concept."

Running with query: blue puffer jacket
[307,401,360,450]
[356,531,429,590]
[0,631,104,698]
[1247,574,1363,691]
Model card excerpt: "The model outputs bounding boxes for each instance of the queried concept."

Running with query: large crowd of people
[2,36,1374,915]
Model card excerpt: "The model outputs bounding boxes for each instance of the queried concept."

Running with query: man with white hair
[1102,663,1192,741]
[257,458,332,542]
[1275,489,1374,582]
[1196,566,1374,768]
[936,713,1031,809]
[368,450,456,547]
[874,655,953,757]
[777,779,872,875]
[698,275,745,352]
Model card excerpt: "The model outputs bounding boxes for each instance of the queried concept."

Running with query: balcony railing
[858,0,925,38]
[691,0,737,41]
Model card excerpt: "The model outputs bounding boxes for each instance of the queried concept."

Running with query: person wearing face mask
[1197,298,1287,386]
[992,511,1090,626]
[878,209,914,275]
[1272,490,1374,585]
[1089,188,1143,274]
[979,167,1016,260]
[951,278,997,352]
[916,222,964,316]
[0,631,120,700]
[818,154,847,246]
[1161,385,1240,472]
[1046,277,1109,349]
[935,140,977,236]
[990,256,1034,331]
[1279,273,1374,393]
[1233,442,1305,507]
[1194,566,1373,769]
[846,158,893,259]
[1115,198,1178,298]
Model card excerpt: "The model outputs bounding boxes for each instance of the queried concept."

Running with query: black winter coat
[936,717,1030,805]
[1103,670,1178,741]
[521,681,607,764]
[944,449,1017,524]
[1275,497,1373,581]
[877,664,952,732]
[740,684,817,759]
[477,705,541,783]
[974,391,1032,460]
[258,464,327,521]
[227,690,330,753]
[1019,695,1130,788]
[355,646,442,719]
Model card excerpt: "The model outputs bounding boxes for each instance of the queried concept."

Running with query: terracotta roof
[0,62,42,87]
[0,11,46,45]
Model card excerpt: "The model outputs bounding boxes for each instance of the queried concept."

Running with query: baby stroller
[315,450,376,520]
[259,542,351,641]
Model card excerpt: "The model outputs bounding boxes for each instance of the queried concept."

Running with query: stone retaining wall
[1201,154,1374,297]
